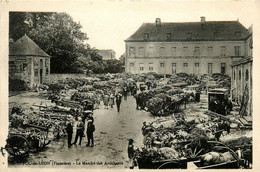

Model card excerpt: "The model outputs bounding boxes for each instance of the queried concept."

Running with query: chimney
[156,18,161,27]
[201,16,206,29]
[201,16,206,22]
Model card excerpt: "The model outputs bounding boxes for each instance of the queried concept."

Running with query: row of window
[132,62,226,74]
[33,58,50,67]
[129,46,241,57]
[143,31,241,41]
[34,69,49,76]
[9,62,49,75]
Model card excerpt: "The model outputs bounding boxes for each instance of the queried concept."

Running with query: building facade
[9,34,51,88]
[125,17,250,76]
[231,30,252,116]
[97,49,116,60]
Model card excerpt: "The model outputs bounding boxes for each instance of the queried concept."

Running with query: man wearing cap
[86,118,95,147]
[73,117,84,145]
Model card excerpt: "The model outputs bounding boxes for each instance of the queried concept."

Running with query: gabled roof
[125,21,250,42]
[9,34,50,57]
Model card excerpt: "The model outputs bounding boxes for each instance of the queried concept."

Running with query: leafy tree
[103,59,124,73]
[27,13,88,73]
[9,12,121,74]
[9,12,54,41]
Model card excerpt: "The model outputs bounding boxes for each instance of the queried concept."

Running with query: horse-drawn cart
[4,124,51,161]
[134,140,249,169]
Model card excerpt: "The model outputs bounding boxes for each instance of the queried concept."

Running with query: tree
[103,59,124,73]
[9,12,115,74]
[9,12,55,41]
[10,12,89,73]
[119,53,126,65]
[27,13,88,73]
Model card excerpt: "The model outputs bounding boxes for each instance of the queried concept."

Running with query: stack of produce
[168,73,199,85]
[200,73,231,90]
[9,106,74,141]
[136,115,222,162]
[135,85,195,116]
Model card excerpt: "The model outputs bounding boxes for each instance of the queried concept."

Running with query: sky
[62,2,257,59]
[2,1,259,59]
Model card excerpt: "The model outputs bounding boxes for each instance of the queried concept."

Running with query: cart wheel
[157,161,183,169]
[5,135,29,157]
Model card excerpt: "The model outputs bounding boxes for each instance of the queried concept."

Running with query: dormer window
[166,33,172,40]
[187,33,192,39]
[144,33,149,40]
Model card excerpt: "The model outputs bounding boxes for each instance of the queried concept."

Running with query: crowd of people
[66,111,95,147]
[64,83,139,148]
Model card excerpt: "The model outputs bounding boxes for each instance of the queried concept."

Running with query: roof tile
[9,34,50,57]
[126,21,250,42]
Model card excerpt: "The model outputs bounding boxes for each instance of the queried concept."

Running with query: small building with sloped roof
[97,49,116,61]
[124,17,251,76]
[9,34,51,88]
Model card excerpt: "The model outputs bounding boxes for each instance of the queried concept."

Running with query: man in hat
[73,117,84,145]
[128,139,136,169]
[66,121,73,148]
[141,122,148,146]
[86,119,95,147]
[115,94,122,113]
[88,112,94,123]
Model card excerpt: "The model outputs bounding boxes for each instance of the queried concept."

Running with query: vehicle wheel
[157,161,183,169]
[5,135,29,158]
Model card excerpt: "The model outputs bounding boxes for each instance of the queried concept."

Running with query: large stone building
[124,17,251,76]
[231,28,252,116]
[97,49,116,61]
[9,34,51,88]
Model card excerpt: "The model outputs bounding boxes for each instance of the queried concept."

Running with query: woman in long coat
[103,94,110,109]
[109,93,115,108]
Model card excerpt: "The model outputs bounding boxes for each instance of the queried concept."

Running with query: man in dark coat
[115,94,122,113]
[86,119,95,147]
[66,121,73,148]
[128,139,135,169]
[73,117,84,145]
[123,86,128,101]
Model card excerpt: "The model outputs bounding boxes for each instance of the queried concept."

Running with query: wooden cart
[4,124,51,160]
